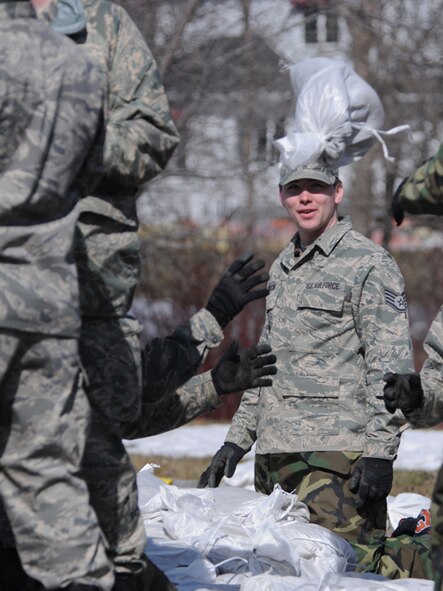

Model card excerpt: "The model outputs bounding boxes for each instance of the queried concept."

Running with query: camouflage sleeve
[224,386,260,451]
[188,308,224,356]
[139,308,222,405]
[354,252,413,459]
[406,306,443,428]
[396,142,443,215]
[102,4,179,187]
[223,264,279,452]
[121,371,221,439]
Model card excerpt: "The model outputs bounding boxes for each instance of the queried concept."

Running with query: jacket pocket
[297,288,347,331]
[279,373,340,435]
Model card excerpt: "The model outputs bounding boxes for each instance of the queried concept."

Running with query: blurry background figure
[384,141,443,591]
[0,0,114,589]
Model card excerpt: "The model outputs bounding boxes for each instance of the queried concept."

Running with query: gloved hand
[198,443,246,488]
[211,341,277,395]
[391,177,407,226]
[383,372,424,414]
[349,457,393,508]
[205,253,269,328]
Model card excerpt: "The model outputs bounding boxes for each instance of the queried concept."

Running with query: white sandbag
[137,471,434,591]
[240,572,434,591]
[137,471,355,588]
[274,57,410,170]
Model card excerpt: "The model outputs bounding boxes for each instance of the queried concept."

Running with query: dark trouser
[79,317,146,573]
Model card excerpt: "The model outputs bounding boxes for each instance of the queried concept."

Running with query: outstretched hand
[205,253,269,328]
[211,341,277,395]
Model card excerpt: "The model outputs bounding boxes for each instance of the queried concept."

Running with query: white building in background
[137,0,440,229]
[138,0,354,226]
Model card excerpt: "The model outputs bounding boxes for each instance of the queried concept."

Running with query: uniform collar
[280,216,353,272]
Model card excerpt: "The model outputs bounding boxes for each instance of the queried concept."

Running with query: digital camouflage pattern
[81,408,146,574]
[42,0,216,574]
[0,4,113,589]
[75,0,179,318]
[79,308,223,567]
[123,371,221,439]
[226,218,412,458]
[395,152,443,590]
[0,0,103,337]
[405,305,443,429]
[123,309,224,439]
[395,142,443,216]
[0,335,113,589]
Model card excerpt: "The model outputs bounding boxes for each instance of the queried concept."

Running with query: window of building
[292,1,339,44]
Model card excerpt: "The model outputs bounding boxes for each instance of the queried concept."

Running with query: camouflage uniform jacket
[122,370,221,439]
[226,218,412,459]
[396,142,443,216]
[400,146,443,429]
[75,0,179,317]
[0,0,103,337]
[405,308,443,429]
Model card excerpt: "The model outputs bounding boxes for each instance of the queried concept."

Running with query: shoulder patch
[384,288,407,313]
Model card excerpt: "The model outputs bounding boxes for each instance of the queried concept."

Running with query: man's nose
[299,190,312,202]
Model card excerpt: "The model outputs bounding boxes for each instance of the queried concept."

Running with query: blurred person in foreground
[384,141,443,591]
[0,0,115,589]
[199,160,414,573]
[0,0,276,588]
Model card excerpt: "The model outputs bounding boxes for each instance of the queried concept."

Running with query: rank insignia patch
[384,288,407,312]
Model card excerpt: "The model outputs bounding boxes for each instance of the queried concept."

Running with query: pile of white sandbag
[137,468,432,591]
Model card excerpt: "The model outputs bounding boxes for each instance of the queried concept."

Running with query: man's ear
[334,182,344,205]
[279,184,285,207]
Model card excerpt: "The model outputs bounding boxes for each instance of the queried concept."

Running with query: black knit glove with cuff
[383,372,424,414]
[198,443,246,488]
[349,457,393,508]
[211,341,276,396]
[205,253,269,328]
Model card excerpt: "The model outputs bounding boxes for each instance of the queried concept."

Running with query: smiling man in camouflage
[200,160,413,568]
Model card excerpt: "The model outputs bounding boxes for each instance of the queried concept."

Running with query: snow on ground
[124,422,443,470]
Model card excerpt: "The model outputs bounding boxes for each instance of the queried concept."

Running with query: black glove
[211,341,277,395]
[392,508,431,537]
[205,253,269,328]
[198,443,246,488]
[383,372,424,414]
[392,177,407,226]
[349,457,393,508]
[392,517,418,537]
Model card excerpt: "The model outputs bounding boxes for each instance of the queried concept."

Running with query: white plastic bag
[387,492,431,533]
[275,57,410,170]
